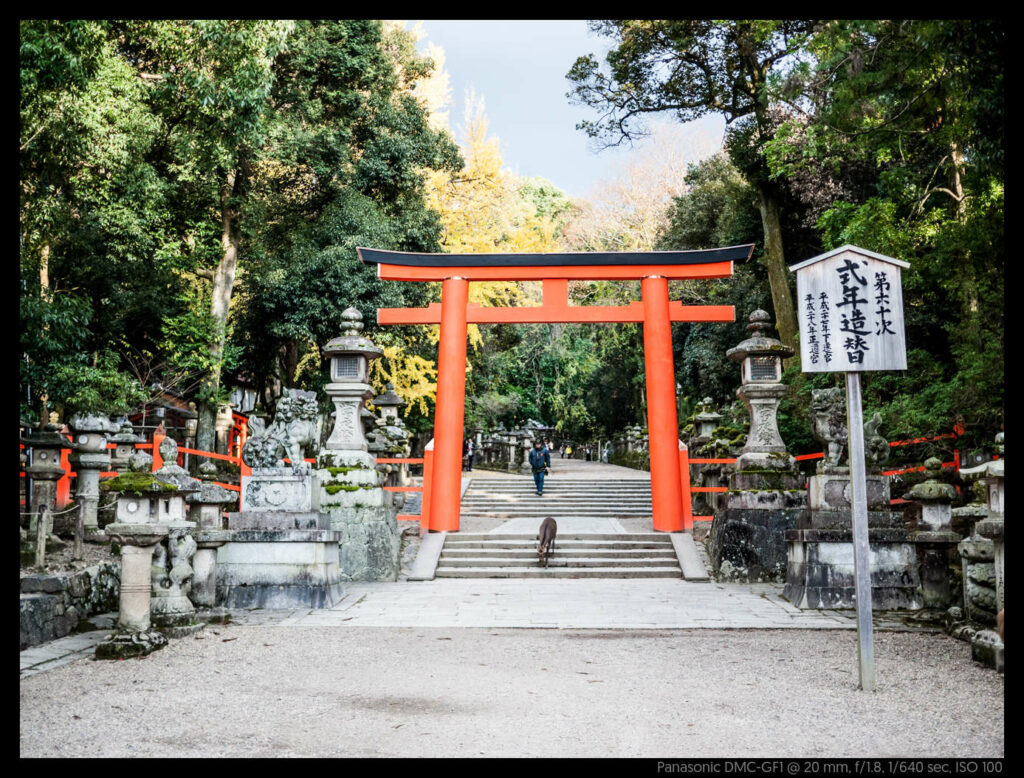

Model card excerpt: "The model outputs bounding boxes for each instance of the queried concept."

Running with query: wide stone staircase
[433,476,689,579]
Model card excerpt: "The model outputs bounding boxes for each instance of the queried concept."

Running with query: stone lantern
[316,307,399,582]
[726,310,794,471]
[186,462,235,613]
[68,412,119,541]
[321,307,382,452]
[906,457,960,610]
[694,397,723,440]
[373,382,406,423]
[22,425,71,542]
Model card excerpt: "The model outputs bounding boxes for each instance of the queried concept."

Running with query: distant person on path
[466,439,474,471]
[529,440,550,496]
[585,447,592,462]
[565,444,573,459]
[559,443,565,459]
[603,442,612,463]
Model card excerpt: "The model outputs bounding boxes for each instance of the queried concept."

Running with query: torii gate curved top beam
[358,245,754,535]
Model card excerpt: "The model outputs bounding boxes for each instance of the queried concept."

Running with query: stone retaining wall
[20,563,120,650]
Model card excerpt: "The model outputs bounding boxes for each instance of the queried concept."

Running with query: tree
[567,20,817,349]
[765,19,1004,447]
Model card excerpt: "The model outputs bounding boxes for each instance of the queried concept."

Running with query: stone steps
[436,533,682,579]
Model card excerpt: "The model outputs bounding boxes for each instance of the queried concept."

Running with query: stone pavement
[21,578,942,679]
[20,613,116,679]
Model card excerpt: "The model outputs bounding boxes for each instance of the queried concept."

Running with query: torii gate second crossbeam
[358,245,754,534]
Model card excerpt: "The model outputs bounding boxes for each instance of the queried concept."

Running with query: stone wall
[20,563,120,649]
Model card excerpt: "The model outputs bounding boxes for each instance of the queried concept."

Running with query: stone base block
[216,529,343,609]
[241,470,320,513]
[330,507,400,582]
[95,629,168,660]
[226,510,330,530]
[808,473,891,512]
[798,509,903,530]
[708,507,805,582]
[784,528,921,610]
[971,630,1004,672]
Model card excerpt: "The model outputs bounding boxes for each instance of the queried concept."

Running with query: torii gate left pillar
[359,245,753,534]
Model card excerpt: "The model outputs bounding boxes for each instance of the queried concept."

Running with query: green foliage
[50,350,148,417]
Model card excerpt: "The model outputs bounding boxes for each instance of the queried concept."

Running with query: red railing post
[56,446,72,509]
[420,441,434,535]
[152,432,165,472]
[678,441,694,532]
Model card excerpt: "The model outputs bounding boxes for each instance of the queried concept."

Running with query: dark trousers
[533,470,545,493]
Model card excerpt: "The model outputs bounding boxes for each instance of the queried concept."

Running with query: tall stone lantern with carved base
[707,311,805,582]
[317,308,400,582]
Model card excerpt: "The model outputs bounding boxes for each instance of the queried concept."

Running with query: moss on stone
[324,483,372,495]
[326,466,362,476]
[101,472,178,495]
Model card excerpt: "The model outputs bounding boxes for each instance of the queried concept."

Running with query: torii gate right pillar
[642,276,685,532]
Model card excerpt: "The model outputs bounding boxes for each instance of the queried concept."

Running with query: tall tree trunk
[196,170,240,453]
[754,182,797,352]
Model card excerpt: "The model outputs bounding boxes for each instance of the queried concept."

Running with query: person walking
[529,440,550,496]
[466,438,474,471]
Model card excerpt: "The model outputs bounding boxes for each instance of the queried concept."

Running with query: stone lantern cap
[372,382,406,409]
[67,413,119,434]
[903,457,957,502]
[726,310,794,363]
[21,428,71,449]
[322,308,383,361]
[694,397,723,423]
[108,420,143,445]
[186,461,238,505]
[152,437,201,494]
[959,458,1003,483]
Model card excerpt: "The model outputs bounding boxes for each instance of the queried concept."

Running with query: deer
[537,517,557,568]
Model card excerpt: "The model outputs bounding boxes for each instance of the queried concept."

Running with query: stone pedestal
[96,524,169,659]
[318,450,399,582]
[192,530,231,608]
[912,531,962,609]
[219,468,342,608]
[784,471,920,610]
[708,470,807,582]
[150,522,202,636]
[958,534,997,626]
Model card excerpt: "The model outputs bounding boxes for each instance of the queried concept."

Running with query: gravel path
[20,626,1003,758]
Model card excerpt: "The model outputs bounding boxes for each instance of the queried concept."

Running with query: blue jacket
[529,448,550,472]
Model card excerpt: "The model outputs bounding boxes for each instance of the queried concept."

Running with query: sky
[414,20,725,200]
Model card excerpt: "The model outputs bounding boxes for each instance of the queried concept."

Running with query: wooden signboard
[792,244,910,693]
[792,245,909,373]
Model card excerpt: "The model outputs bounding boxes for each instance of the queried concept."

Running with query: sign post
[792,245,910,692]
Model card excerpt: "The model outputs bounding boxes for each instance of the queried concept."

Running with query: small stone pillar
[22,426,70,541]
[68,413,119,541]
[709,311,805,581]
[214,402,234,455]
[186,462,235,612]
[317,308,399,582]
[906,457,960,609]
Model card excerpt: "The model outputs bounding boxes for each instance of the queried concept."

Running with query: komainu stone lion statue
[242,388,320,475]
[810,387,848,471]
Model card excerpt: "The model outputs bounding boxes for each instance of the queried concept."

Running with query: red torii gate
[358,245,754,534]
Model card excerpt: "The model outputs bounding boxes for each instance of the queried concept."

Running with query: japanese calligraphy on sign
[792,246,908,373]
